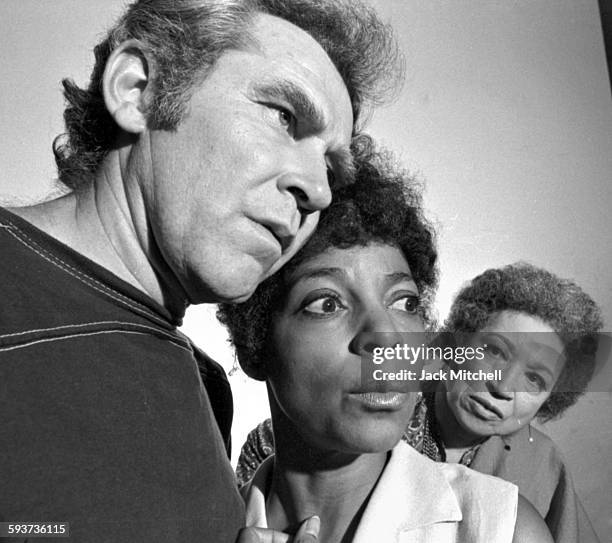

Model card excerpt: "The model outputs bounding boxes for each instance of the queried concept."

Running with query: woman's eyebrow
[286,266,347,288]
[385,271,414,284]
[482,332,516,355]
[526,360,556,380]
[294,266,346,281]
[380,271,417,292]
[525,344,564,377]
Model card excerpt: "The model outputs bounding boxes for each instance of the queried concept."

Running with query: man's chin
[188,248,296,304]
[185,272,260,305]
[223,287,258,304]
[261,251,295,282]
[263,218,319,279]
[212,273,262,304]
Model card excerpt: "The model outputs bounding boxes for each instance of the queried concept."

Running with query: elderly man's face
[143,14,353,304]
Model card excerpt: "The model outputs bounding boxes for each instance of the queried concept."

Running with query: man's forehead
[248,13,330,58]
[246,13,349,101]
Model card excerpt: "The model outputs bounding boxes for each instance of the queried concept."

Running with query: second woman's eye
[484,343,508,360]
[390,295,420,314]
[525,372,547,392]
[302,295,345,316]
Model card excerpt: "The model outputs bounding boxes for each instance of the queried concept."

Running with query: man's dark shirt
[0,207,245,542]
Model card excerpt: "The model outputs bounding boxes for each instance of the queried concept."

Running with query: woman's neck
[434,392,483,458]
[266,426,389,543]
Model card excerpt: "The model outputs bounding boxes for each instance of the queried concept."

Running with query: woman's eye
[390,295,420,314]
[525,372,546,392]
[303,296,344,315]
[485,343,507,360]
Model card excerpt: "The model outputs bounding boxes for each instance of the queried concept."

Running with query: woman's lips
[467,395,504,421]
[350,391,408,410]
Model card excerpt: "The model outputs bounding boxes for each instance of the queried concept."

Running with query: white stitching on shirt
[2,220,171,328]
[0,329,193,354]
[0,320,191,349]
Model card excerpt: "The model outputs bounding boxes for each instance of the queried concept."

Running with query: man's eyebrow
[252,79,326,128]
[253,79,355,185]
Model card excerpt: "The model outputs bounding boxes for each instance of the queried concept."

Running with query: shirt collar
[243,442,463,539]
[353,441,463,542]
[242,454,274,528]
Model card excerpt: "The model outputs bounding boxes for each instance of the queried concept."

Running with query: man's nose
[277,146,333,214]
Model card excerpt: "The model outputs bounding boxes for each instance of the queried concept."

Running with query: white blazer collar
[242,455,274,528]
[243,442,463,540]
[353,441,463,542]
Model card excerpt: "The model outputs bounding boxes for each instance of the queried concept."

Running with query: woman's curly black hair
[445,262,603,421]
[217,136,438,378]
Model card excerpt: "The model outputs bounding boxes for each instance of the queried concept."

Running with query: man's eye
[390,295,420,314]
[277,107,294,129]
[303,296,344,315]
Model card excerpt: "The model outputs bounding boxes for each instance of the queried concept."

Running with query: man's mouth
[266,226,294,252]
[255,218,297,253]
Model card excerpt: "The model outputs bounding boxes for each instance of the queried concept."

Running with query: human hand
[236,515,320,543]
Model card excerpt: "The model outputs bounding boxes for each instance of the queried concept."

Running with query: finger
[237,526,291,543]
[292,515,320,543]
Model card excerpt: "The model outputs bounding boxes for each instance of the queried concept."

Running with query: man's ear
[102,39,151,134]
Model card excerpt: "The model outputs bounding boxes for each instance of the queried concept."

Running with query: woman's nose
[485,364,520,400]
[350,307,424,357]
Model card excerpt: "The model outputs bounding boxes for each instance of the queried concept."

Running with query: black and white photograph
[1,1,610,541]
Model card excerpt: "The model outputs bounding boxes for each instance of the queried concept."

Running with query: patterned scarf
[403,393,482,467]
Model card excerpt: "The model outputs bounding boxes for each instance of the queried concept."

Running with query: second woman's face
[267,243,425,454]
[445,310,566,439]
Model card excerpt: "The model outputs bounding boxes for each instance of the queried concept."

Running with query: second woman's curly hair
[445,263,603,421]
[218,137,438,376]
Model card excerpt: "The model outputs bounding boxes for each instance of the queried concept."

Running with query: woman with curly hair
[405,263,603,543]
[219,143,552,542]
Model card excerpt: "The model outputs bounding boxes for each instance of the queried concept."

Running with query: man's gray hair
[53,0,403,190]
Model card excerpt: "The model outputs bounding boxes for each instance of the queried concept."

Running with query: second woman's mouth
[467,395,504,420]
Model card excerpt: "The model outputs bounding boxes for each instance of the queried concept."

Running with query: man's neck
[7,148,188,317]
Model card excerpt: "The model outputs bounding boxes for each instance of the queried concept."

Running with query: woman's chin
[336,426,404,454]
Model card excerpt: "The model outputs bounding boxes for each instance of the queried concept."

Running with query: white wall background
[1,1,610,539]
